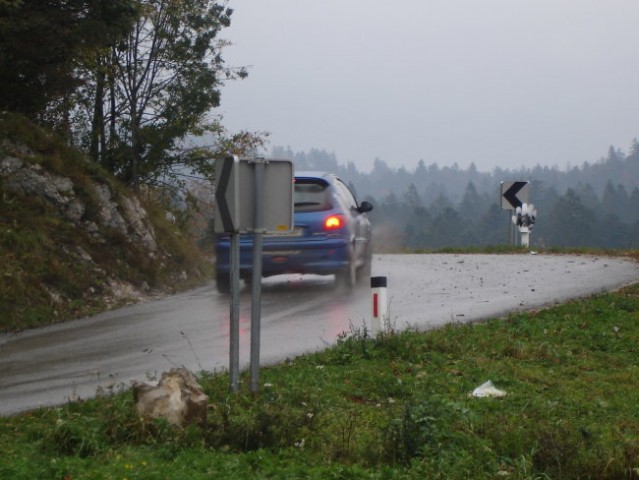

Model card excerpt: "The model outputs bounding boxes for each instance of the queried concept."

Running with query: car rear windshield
[294,179,332,212]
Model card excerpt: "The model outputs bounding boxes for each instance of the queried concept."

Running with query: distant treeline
[272,144,639,250]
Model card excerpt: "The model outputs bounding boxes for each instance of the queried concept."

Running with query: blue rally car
[215,171,373,292]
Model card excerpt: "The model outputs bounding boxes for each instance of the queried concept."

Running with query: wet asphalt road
[1,253,637,416]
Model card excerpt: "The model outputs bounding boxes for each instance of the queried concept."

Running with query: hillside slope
[0,114,211,332]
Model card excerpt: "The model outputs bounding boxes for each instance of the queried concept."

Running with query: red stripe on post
[373,293,378,318]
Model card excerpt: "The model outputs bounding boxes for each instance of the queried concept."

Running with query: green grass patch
[2,284,639,479]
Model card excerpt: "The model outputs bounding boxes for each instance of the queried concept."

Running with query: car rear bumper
[216,237,350,277]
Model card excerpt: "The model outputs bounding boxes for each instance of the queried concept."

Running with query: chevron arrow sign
[214,155,240,233]
[500,181,530,210]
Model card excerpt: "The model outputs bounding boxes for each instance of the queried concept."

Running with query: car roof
[294,171,336,182]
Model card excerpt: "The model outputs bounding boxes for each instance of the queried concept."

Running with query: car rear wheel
[336,246,357,289]
[216,272,230,294]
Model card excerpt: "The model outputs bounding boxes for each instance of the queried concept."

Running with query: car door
[334,178,371,263]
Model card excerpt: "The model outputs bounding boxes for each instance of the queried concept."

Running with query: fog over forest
[271,142,639,250]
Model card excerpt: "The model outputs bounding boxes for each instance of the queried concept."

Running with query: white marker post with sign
[500,181,530,246]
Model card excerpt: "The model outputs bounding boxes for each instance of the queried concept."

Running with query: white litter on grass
[471,380,507,398]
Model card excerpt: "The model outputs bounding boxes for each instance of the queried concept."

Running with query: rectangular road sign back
[214,156,293,233]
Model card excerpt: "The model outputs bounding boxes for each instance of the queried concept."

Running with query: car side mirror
[358,201,373,213]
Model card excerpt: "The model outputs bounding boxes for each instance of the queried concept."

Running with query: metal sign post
[229,233,240,392]
[214,156,293,394]
[250,159,265,393]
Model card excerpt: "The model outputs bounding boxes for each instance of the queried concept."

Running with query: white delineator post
[371,276,388,334]
[512,203,536,248]
[519,226,530,247]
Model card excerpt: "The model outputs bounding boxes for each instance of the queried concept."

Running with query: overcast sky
[218,0,639,173]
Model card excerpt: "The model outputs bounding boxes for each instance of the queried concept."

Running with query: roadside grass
[1,284,639,479]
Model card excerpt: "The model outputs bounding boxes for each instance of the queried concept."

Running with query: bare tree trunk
[90,56,105,162]
[109,50,117,152]
[130,101,139,190]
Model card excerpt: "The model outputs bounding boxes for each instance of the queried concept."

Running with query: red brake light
[324,215,343,230]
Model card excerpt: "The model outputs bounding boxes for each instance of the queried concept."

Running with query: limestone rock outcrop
[0,149,157,254]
